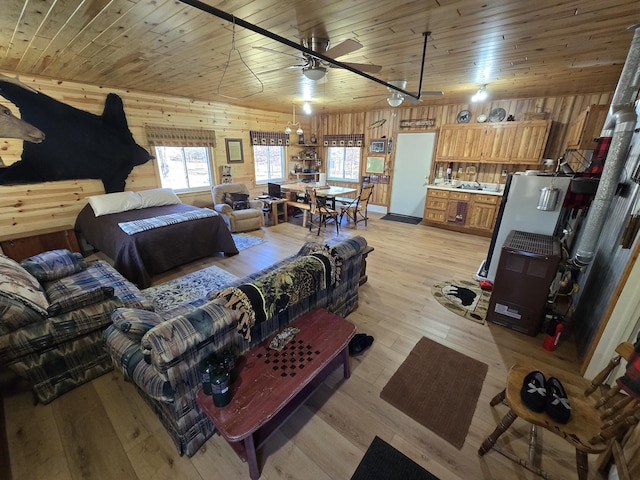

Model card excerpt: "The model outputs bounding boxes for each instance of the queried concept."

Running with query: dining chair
[478,341,640,480]
[339,183,374,227]
[306,187,340,235]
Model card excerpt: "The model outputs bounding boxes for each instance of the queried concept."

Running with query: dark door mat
[380,214,422,224]
[351,436,439,480]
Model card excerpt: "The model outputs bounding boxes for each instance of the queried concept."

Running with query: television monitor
[267,182,282,199]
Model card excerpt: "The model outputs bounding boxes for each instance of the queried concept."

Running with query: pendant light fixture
[284,104,303,135]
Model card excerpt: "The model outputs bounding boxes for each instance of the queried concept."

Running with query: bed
[75,189,239,288]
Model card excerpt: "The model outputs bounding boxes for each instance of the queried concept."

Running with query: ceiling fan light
[284,126,292,134]
[296,127,304,135]
[302,66,327,81]
[387,92,404,107]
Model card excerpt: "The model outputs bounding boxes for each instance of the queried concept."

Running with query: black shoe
[520,371,547,413]
[546,377,571,423]
[349,335,374,356]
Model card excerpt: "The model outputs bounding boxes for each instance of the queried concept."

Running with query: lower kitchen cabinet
[422,188,500,237]
[423,189,448,223]
[467,194,500,230]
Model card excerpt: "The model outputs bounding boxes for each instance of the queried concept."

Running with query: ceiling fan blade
[330,62,382,73]
[403,96,423,105]
[252,45,302,60]
[257,65,304,75]
[352,94,383,100]
[418,90,444,96]
[325,39,362,59]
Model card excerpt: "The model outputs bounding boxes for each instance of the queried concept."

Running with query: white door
[389,132,436,217]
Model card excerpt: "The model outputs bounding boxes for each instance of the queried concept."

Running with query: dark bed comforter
[75,203,238,288]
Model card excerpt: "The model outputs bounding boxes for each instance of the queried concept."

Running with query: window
[155,146,213,191]
[253,145,285,183]
[327,146,361,182]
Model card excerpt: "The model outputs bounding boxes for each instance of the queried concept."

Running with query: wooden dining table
[280,182,357,209]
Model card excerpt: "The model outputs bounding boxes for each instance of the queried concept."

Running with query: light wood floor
[2,213,605,479]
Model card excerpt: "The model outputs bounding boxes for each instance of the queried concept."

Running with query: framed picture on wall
[366,156,385,174]
[225,138,244,163]
[369,139,387,154]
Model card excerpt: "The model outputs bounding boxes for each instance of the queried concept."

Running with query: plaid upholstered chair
[0,249,151,403]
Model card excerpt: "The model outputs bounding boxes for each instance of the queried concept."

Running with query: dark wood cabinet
[0,228,80,262]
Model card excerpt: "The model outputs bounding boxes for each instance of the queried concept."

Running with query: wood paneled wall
[0,73,308,240]
[0,71,612,240]
[315,92,612,205]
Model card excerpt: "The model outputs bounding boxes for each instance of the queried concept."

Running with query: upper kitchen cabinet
[566,104,609,150]
[510,121,552,163]
[482,123,519,163]
[435,120,551,164]
[436,124,486,162]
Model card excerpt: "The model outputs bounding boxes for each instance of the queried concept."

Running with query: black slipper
[349,335,374,356]
[520,371,547,413]
[546,377,571,423]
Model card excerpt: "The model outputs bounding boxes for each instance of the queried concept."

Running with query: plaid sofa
[0,249,152,404]
[103,235,368,457]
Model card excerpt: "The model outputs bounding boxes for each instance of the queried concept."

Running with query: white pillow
[137,188,182,208]
[87,191,143,217]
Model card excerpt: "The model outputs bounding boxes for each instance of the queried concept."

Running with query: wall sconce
[284,104,303,135]
[471,84,488,102]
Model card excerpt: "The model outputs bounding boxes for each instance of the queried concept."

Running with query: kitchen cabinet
[423,189,448,222]
[1,227,80,262]
[446,191,471,224]
[436,124,485,162]
[509,121,552,163]
[422,187,501,237]
[467,194,500,230]
[435,120,551,164]
[566,104,609,150]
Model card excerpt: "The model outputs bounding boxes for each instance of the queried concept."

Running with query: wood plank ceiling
[0,0,639,115]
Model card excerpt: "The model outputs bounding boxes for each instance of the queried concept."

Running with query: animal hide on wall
[0,79,153,193]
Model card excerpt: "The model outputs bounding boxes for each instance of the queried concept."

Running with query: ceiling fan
[354,79,444,107]
[255,37,382,81]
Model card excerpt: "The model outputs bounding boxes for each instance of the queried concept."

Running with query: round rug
[431,279,490,325]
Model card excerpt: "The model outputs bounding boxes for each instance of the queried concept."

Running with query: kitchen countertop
[427,184,504,196]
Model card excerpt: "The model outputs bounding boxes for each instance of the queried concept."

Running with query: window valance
[145,125,216,147]
[322,134,365,147]
[250,131,290,146]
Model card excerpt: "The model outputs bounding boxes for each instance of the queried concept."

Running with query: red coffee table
[196,308,356,479]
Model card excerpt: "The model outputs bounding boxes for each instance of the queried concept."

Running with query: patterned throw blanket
[212,248,340,341]
[118,208,217,235]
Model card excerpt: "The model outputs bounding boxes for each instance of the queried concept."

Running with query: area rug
[142,265,238,312]
[380,336,488,449]
[232,232,266,251]
[351,436,439,480]
[380,213,422,224]
[431,279,490,325]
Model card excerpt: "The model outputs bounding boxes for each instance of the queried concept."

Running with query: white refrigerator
[478,173,572,283]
